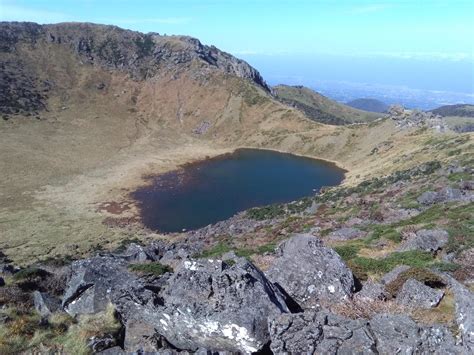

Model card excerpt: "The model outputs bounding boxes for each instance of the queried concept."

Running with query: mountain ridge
[273,84,382,125]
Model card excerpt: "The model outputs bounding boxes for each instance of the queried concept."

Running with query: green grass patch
[349,250,434,275]
[363,225,402,245]
[334,245,360,261]
[447,171,471,182]
[128,262,172,276]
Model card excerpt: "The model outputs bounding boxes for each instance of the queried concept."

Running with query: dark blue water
[133,149,345,232]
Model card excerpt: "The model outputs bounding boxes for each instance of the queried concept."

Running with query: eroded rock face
[267,234,354,309]
[116,258,289,353]
[269,310,377,354]
[396,279,445,309]
[270,311,459,354]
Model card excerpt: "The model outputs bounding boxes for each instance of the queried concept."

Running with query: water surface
[133,149,345,232]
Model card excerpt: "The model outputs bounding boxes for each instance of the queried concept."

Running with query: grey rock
[116,258,289,353]
[62,256,135,316]
[88,334,118,353]
[0,277,4,287]
[441,274,474,351]
[267,234,354,309]
[371,314,458,354]
[380,265,410,285]
[33,291,61,317]
[97,346,125,354]
[120,243,154,262]
[418,191,440,205]
[418,187,468,205]
[460,180,474,190]
[354,281,389,301]
[396,279,444,309]
[398,229,449,253]
[269,310,377,354]
[124,319,161,353]
[328,227,365,241]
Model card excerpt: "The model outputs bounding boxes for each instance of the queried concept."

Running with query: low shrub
[128,262,172,276]
[12,268,50,282]
[246,204,285,220]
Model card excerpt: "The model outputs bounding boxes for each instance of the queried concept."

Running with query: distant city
[308,80,474,111]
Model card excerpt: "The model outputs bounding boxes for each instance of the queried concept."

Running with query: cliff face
[0,22,269,116]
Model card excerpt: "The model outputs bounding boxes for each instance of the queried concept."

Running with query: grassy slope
[273,84,382,124]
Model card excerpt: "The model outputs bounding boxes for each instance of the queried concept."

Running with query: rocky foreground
[0,232,473,354]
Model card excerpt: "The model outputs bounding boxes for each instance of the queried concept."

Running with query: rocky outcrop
[388,104,447,132]
[398,229,449,253]
[396,279,445,309]
[418,187,472,205]
[0,21,270,117]
[267,234,354,309]
[115,258,289,353]
[62,256,135,316]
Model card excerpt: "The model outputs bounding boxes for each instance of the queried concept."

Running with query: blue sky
[1,0,473,94]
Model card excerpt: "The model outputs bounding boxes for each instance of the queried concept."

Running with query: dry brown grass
[326,298,408,320]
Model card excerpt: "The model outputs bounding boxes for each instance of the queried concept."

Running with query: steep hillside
[346,98,388,113]
[273,84,382,125]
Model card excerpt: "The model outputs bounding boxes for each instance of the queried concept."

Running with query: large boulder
[116,258,289,353]
[396,279,444,309]
[398,229,449,253]
[267,234,354,308]
[62,256,135,316]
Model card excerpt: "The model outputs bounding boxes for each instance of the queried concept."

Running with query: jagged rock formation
[388,104,448,131]
[0,21,269,117]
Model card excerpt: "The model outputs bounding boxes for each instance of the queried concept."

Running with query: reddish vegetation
[97,201,132,215]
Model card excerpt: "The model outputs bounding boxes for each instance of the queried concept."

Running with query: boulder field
[2,233,473,354]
